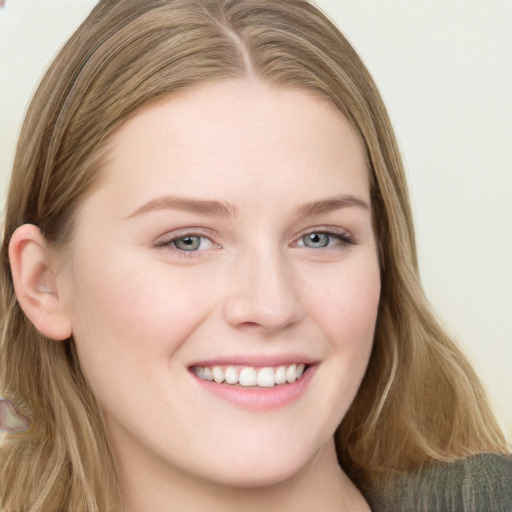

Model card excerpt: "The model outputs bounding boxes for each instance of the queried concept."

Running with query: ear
[9,224,72,341]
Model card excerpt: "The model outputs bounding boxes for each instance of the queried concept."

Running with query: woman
[1,1,510,511]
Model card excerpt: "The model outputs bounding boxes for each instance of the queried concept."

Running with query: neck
[117,438,369,512]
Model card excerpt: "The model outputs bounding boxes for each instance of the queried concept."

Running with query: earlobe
[8,224,72,341]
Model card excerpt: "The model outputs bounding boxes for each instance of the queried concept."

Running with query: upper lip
[189,354,318,368]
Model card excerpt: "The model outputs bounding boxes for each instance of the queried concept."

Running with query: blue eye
[155,233,217,253]
[302,232,330,248]
[173,235,202,251]
[298,231,354,249]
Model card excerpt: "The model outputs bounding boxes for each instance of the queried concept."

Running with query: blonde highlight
[1,1,509,510]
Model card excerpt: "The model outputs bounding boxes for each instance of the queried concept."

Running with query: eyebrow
[294,195,370,220]
[126,194,369,220]
[127,196,238,219]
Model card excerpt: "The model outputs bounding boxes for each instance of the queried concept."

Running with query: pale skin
[10,80,379,511]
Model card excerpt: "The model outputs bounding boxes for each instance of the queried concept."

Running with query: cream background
[1,0,511,436]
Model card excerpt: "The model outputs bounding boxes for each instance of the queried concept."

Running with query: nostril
[240,321,263,330]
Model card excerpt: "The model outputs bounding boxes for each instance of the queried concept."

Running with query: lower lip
[191,365,316,411]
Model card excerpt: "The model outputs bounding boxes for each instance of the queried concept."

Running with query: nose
[222,248,305,333]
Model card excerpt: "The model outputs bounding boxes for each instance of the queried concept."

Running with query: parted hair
[1,1,509,510]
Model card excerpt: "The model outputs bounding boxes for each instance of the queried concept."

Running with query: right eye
[172,235,206,251]
[154,232,218,254]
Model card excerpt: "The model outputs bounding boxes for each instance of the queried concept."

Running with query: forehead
[95,79,369,215]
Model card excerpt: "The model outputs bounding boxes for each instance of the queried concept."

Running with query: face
[59,80,380,489]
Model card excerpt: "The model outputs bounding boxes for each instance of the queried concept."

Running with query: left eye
[298,232,352,249]
[302,232,330,248]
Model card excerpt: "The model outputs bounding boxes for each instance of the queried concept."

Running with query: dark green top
[367,454,512,512]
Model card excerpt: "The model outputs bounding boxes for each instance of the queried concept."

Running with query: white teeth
[194,363,308,388]
[256,367,275,388]
[239,367,257,386]
[195,366,214,381]
[224,366,238,385]
[275,365,287,385]
[286,363,297,383]
[212,366,225,383]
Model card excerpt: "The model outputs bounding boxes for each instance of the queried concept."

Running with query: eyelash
[294,229,356,250]
[153,230,218,257]
[153,227,356,257]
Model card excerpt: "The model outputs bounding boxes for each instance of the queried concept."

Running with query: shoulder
[367,453,512,512]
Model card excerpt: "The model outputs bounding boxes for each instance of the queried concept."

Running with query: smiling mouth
[191,363,309,388]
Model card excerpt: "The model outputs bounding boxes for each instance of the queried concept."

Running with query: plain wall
[1,0,511,436]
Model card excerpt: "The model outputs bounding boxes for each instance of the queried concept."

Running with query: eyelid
[292,226,356,246]
[152,227,220,250]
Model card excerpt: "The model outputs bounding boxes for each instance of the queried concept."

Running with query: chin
[194,446,317,490]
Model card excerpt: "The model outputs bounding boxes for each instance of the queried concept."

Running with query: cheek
[70,249,206,332]
[64,249,215,388]
[311,258,381,348]
[296,257,380,440]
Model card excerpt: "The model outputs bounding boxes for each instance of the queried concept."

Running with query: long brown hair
[1,1,509,510]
